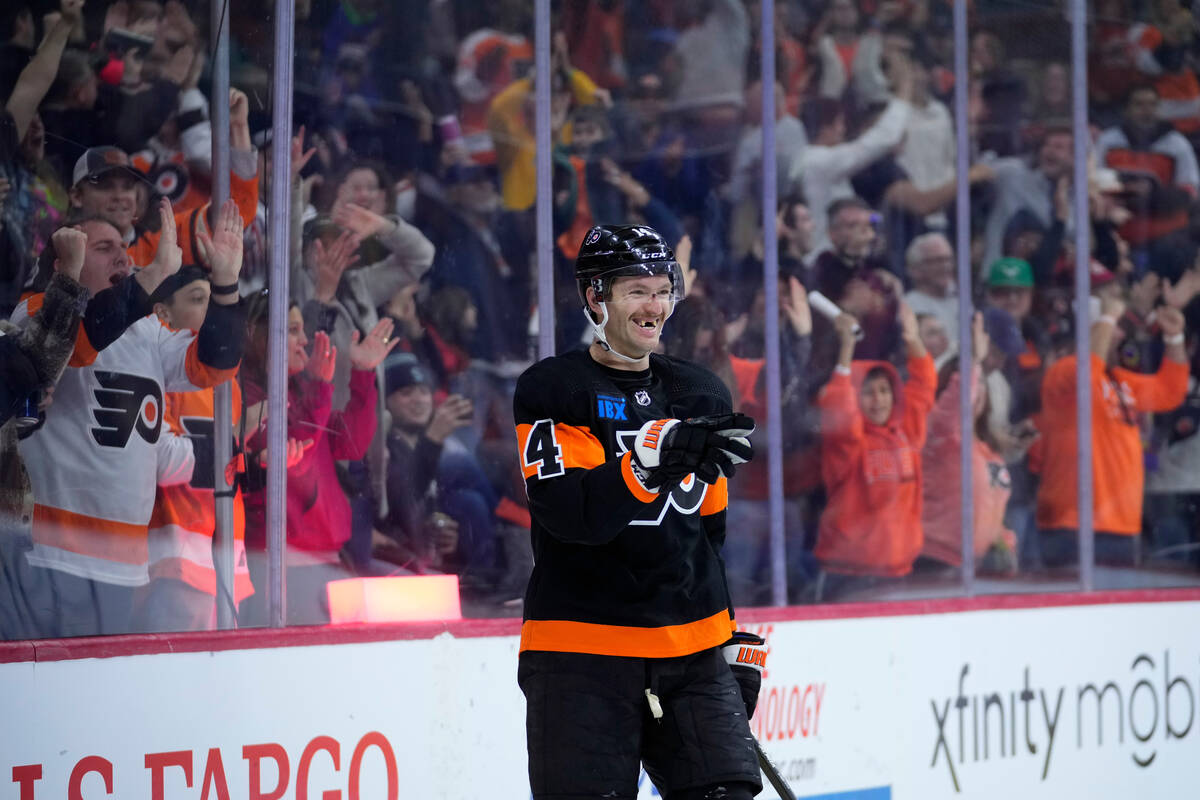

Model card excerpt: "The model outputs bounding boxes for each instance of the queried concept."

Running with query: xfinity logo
[930,653,1196,792]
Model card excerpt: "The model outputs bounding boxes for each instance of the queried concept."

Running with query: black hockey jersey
[513,348,737,658]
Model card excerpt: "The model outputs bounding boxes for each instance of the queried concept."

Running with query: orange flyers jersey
[13,309,236,586]
[126,168,259,268]
[147,381,253,603]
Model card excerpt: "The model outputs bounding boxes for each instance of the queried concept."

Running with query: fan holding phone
[377,353,500,590]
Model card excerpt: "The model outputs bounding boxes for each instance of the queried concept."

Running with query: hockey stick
[754,737,797,800]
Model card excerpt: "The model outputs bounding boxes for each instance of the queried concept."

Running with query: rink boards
[2,589,1199,799]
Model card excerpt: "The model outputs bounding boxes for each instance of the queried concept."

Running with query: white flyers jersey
[15,309,232,586]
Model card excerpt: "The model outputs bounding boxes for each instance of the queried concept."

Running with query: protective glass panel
[967,1,1080,594]
[1088,0,1200,591]
[257,0,541,625]
[765,0,969,604]
[1,0,273,637]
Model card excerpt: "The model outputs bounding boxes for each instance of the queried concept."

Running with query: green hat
[986,257,1033,289]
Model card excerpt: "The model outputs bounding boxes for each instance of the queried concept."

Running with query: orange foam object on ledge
[327,575,462,624]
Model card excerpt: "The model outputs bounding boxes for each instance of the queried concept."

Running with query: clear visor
[578,261,684,309]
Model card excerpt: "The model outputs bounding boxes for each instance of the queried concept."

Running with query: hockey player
[513,224,766,799]
[12,198,246,637]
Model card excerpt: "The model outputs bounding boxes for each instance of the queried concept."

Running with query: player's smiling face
[594,274,673,358]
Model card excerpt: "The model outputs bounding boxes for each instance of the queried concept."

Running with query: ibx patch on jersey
[596,394,628,420]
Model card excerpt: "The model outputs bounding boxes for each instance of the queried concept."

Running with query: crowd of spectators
[4,0,1200,635]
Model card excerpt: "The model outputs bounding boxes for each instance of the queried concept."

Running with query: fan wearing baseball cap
[67,90,261,275]
[981,257,1047,460]
[985,257,1034,320]
[68,146,144,240]
[984,256,1041,359]
[378,352,502,588]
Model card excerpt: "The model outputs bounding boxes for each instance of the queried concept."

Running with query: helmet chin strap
[584,302,645,364]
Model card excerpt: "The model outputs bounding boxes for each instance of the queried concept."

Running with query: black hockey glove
[722,631,767,719]
[630,418,709,489]
[630,415,756,489]
[685,413,755,481]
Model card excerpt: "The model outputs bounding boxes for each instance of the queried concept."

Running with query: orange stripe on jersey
[519,607,734,658]
[184,339,239,387]
[494,495,531,528]
[150,557,255,603]
[619,451,659,503]
[150,483,247,538]
[21,293,100,366]
[516,422,606,479]
[33,505,148,565]
[699,476,728,516]
[68,328,100,367]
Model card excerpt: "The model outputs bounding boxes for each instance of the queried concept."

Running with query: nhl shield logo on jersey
[634,390,651,406]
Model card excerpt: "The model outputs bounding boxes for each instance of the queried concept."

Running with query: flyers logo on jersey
[91,371,163,448]
[616,430,709,527]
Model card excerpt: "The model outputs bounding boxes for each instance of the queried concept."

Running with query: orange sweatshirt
[1034,353,1189,535]
[920,366,1017,566]
[815,353,936,576]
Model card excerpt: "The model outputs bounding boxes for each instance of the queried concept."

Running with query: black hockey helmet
[574,224,682,316]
